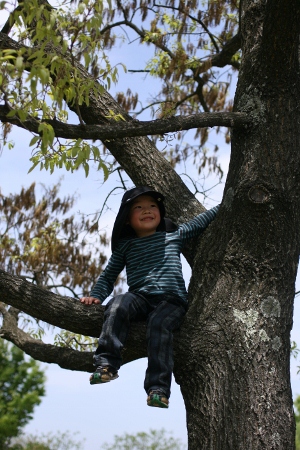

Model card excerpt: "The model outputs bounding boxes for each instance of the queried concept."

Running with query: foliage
[0,0,118,177]
[0,180,109,298]
[9,430,84,450]
[0,0,240,177]
[102,429,186,450]
[0,181,125,349]
[0,339,45,448]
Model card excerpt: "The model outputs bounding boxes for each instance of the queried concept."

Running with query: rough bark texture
[1,0,300,449]
[0,102,250,139]
[173,1,300,448]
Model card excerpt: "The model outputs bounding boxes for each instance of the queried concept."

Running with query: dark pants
[94,292,187,398]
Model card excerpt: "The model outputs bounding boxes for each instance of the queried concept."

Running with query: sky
[1,3,300,449]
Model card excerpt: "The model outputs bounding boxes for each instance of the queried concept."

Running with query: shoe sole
[90,373,119,385]
[147,394,169,408]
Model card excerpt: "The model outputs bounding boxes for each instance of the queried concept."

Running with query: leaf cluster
[0,0,118,177]
[9,430,84,450]
[99,0,239,170]
[0,339,45,448]
[105,0,239,144]
[0,0,241,177]
[102,428,186,450]
[0,181,109,297]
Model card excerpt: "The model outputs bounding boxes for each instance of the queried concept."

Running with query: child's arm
[80,247,125,305]
[179,204,220,242]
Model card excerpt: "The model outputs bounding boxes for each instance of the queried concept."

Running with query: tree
[0,0,299,448]
[9,430,84,450]
[0,181,110,298]
[102,429,186,450]
[0,339,45,449]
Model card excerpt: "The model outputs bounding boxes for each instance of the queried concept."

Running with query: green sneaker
[90,366,119,385]
[147,389,169,408]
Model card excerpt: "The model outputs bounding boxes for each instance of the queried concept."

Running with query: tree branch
[101,18,176,60]
[0,303,95,372]
[0,269,103,336]
[0,104,250,139]
[210,34,241,69]
[0,269,148,369]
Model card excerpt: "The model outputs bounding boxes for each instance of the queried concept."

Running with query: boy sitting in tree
[80,186,219,408]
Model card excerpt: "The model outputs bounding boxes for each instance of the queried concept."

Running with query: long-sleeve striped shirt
[90,205,219,303]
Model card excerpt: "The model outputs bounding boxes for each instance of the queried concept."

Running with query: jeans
[94,291,187,398]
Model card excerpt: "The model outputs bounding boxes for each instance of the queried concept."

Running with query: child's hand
[80,296,101,305]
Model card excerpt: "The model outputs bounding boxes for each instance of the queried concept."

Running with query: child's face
[128,195,161,238]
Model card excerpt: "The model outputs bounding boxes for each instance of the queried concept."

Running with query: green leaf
[15,56,23,70]
[101,162,109,181]
[29,135,40,147]
[17,110,27,121]
[6,110,17,118]
[38,67,50,85]
[28,160,40,174]
[83,162,89,177]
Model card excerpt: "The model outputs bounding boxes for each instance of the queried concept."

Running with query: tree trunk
[174,1,300,448]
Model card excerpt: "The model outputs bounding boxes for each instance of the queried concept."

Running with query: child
[80,185,219,408]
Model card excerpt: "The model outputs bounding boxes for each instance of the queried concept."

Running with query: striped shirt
[90,205,219,303]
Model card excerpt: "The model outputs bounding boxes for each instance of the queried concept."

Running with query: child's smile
[128,195,161,237]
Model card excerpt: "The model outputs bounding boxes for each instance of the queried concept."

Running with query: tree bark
[0,103,250,139]
[174,0,300,448]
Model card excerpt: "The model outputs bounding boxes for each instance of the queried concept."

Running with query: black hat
[111,186,177,251]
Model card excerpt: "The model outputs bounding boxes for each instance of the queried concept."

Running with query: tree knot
[248,185,270,203]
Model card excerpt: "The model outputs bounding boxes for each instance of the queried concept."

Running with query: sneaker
[90,366,119,385]
[147,389,169,408]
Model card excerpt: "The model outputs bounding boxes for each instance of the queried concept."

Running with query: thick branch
[0,31,22,51]
[0,304,95,371]
[1,6,22,34]
[0,269,148,368]
[0,105,250,139]
[210,34,241,69]
[0,269,103,336]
